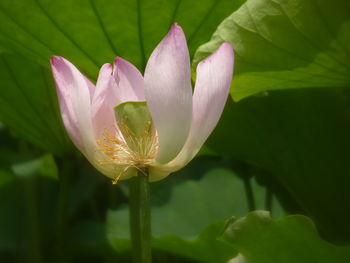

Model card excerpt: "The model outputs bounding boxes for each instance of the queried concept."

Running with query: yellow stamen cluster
[96,119,158,184]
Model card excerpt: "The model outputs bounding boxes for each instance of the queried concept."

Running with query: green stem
[55,157,73,256]
[243,177,256,211]
[265,188,273,212]
[129,170,152,263]
[24,177,42,263]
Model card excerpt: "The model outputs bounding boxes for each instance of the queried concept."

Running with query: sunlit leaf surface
[107,164,282,263]
[223,211,350,263]
[194,0,350,100]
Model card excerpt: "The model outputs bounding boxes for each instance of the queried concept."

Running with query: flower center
[96,101,158,184]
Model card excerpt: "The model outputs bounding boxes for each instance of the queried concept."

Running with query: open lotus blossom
[51,23,234,183]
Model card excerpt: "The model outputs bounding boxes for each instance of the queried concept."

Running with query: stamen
[112,172,122,185]
[96,121,158,184]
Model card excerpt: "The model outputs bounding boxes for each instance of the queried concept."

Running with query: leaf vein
[243,2,349,78]
[34,0,100,69]
[275,0,350,72]
[89,0,119,56]
[2,55,62,149]
[187,0,222,46]
[136,0,146,71]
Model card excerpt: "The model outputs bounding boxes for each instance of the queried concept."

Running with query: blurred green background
[0,0,349,262]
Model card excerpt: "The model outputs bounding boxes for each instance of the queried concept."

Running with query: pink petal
[185,42,233,157]
[113,57,145,104]
[144,23,192,164]
[85,76,95,101]
[150,42,234,180]
[91,63,118,139]
[50,56,95,154]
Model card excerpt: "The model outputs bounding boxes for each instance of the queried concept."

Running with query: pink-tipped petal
[185,43,233,156]
[50,56,95,154]
[91,63,119,139]
[113,57,145,104]
[150,42,234,179]
[144,23,192,164]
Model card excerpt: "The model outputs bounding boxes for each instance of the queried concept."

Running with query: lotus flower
[50,23,234,183]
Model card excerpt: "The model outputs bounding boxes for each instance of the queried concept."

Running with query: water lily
[51,23,234,183]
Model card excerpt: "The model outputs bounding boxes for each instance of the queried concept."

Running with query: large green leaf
[223,211,350,263]
[0,53,70,154]
[0,0,244,76]
[107,160,282,263]
[0,0,244,152]
[194,0,350,101]
[11,154,58,180]
[107,168,245,263]
[205,87,350,242]
[107,159,285,262]
[193,0,350,243]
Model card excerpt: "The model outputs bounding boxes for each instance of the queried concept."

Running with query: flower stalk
[129,170,152,263]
